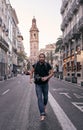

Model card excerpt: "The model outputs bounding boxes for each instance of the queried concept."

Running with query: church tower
[30,17,39,64]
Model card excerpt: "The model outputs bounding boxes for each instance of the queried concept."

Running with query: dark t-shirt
[33,61,52,84]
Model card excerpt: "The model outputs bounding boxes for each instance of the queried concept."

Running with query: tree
[17,51,27,64]
[55,37,63,53]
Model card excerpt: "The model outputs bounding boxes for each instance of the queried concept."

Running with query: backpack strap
[34,62,47,70]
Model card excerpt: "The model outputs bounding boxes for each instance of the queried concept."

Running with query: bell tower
[30,17,39,64]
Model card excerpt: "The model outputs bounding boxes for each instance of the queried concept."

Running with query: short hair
[39,53,45,58]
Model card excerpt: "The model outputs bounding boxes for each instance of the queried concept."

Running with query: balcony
[60,0,68,14]
[0,17,2,27]
[70,24,80,40]
[0,36,9,51]
[78,0,83,4]
[61,6,65,14]
[72,0,79,13]
[61,23,65,31]
[63,0,68,8]
[67,10,73,21]
[64,18,69,27]
[78,16,83,31]
[63,37,68,44]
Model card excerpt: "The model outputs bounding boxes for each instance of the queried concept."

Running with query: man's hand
[41,69,53,82]
[41,76,48,81]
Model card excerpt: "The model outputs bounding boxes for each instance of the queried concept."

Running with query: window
[72,73,75,76]
[77,73,81,77]
[34,33,36,38]
[67,73,70,76]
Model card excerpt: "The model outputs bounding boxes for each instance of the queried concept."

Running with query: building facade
[0,0,25,80]
[0,0,9,80]
[29,17,39,65]
[61,0,83,83]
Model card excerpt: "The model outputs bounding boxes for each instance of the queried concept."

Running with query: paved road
[49,77,83,130]
[0,75,61,130]
[0,75,83,130]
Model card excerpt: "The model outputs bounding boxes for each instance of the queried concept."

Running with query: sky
[10,0,62,56]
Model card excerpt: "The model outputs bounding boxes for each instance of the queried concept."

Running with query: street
[0,75,83,130]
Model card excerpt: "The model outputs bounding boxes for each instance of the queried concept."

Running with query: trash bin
[71,76,77,83]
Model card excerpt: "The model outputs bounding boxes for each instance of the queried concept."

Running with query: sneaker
[40,115,45,121]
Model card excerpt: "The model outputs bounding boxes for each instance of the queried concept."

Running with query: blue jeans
[35,83,49,115]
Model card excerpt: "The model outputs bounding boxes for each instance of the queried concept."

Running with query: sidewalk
[0,74,20,83]
[54,77,83,88]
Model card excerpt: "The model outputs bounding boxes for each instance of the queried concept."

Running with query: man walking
[30,53,53,121]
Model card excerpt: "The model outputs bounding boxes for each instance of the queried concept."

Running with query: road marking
[2,89,10,95]
[49,92,77,130]
[53,88,68,92]
[72,102,83,112]
[59,92,71,99]
[73,93,83,99]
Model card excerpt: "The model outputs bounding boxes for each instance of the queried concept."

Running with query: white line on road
[59,92,71,99]
[2,89,10,95]
[73,93,83,99]
[48,92,77,130]
[72,102,83,112]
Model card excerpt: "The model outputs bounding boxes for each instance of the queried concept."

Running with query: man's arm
[47,69,54,79]
[42,68,54,81]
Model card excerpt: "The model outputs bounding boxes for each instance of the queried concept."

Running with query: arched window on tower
[34,33,36,38]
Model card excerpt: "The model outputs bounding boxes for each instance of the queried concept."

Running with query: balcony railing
[0,17,2,27]
[67,9,73,21]
[72,0,79,13]
[0,36,9,51]
[60,0,68,14]
[63,37,68,44]
[61,23,65,31]
[63,0,68,8]
[78,0,83,4]
[61,6,65,14]
[64,18,69,27]
[67,24,80,40]
[78,16,83,31]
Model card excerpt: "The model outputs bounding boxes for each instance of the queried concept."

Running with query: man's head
[39,53,45,63]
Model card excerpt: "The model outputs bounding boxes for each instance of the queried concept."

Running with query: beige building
[0,0,25,79]
[0,0,9,80]
[29,17,39,65]
[61,0,83,83]
[17,32,24,53]
[39,43,56,67]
